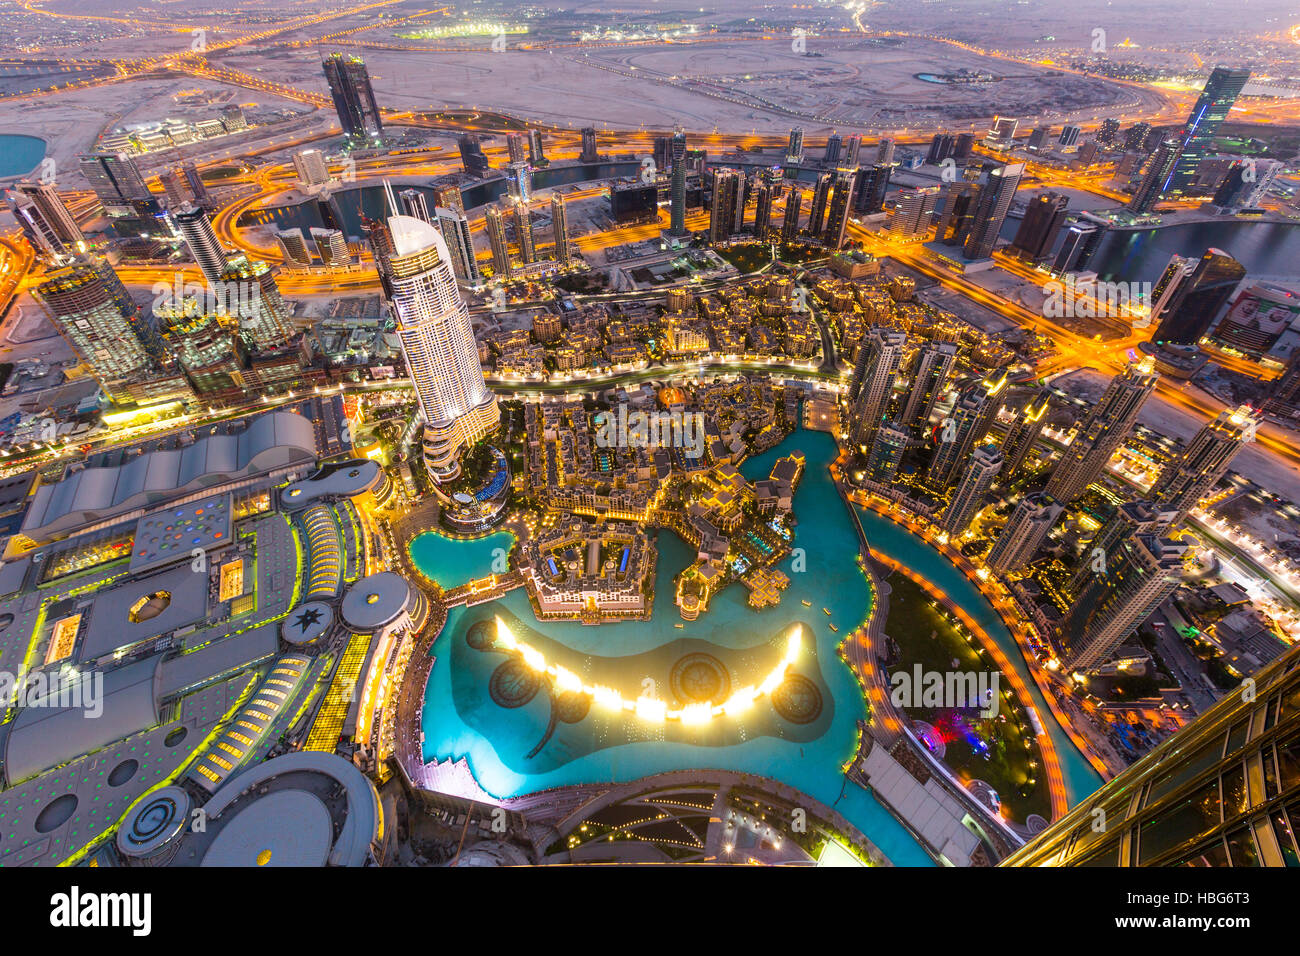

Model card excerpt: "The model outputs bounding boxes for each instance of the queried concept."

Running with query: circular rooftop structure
[280,601,334,646]
[282,459,384,509]
[117,786,192,860]
[341,571,412,632]
[188,751,380,867]
[201,789,334,867]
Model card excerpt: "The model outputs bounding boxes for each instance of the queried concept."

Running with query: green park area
[881,573,1051,823]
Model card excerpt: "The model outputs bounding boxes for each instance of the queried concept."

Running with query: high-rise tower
[434,206,483,286]
[1056,534,1186,672]
[1044,360,1158,504]
[550,193,570,266]
[940,444,1003,535]
[962,162,1023,260]
[849,327,907,450]
[172,202,230,285]
[901,341,957,427]
[1148,405,1259,529]
[1167,67,1252,196]
[985,493,1062,574]
[373,200,498,480]
[322,52,383,142]
[35,264,158,398]
[1151,248,1246,346]
[485,205,512,279]
[668,128,688,237]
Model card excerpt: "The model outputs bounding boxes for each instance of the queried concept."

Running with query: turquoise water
[414,428,1106,862]
[854,507,1105,803]
[415,429,934,866]
[408,529,515,582]
[0,135,46,179]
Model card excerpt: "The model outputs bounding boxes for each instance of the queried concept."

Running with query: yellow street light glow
[491,617,802,723]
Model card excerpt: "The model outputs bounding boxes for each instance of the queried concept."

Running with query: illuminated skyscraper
[1066,499,1171,597]
[172,202,229,284]
[373,204,498,480]
[807,172,832,237]
[1010,191,1068,263]
[528,129,547,166]
[998,391,1050,480]
[849,327,906,449]
[927,133,955,165]
[1167,66,1252,196]
[1051,217,1101,274]
[962,162,1023,260]
[934,182,978,245]
[506,132,526,164]
[929,387,988,488]
[1151,248,1246,346]
[322,52,383,142]
[485,205,512,278]
[753,184,775,238]
[550,193,570,266]
[1004,639,1300,867]
[457,135,490,178]
[1055,534,1186,672]
[940,444,1002,535]
[8,182,81,258]
[35,264,158,397]
[876,137,895,166]
[1148,405,1259,529]
[822,169,857,250]
[1147,254,1198,329]
[844,135,862,166]
[293,149,330,187]
[311,227,351,268]
[580,127,599,163]
[900,341,957,426]
[853,163,890,215]
[780,188,802,242]
[11,180,82,246]
[866,422,909,484]
[79,151,150,208]
[885,186,938,238]
[506,161,531,204]
[276,229,312,269]
[709,168,742,244]
[985,493,1061,574]
[434,185,465,217]
[1044,360,1158,504]
[1129,138,1181,214]
[398,188,432,223]
[434,206,483,286]
[511,202,535,264]
[668,128,688,237]
[219,256,296,351]
[786,128,804,165]
[823,134,842,166]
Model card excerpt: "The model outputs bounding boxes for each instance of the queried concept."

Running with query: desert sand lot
[215,34,1153,135]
